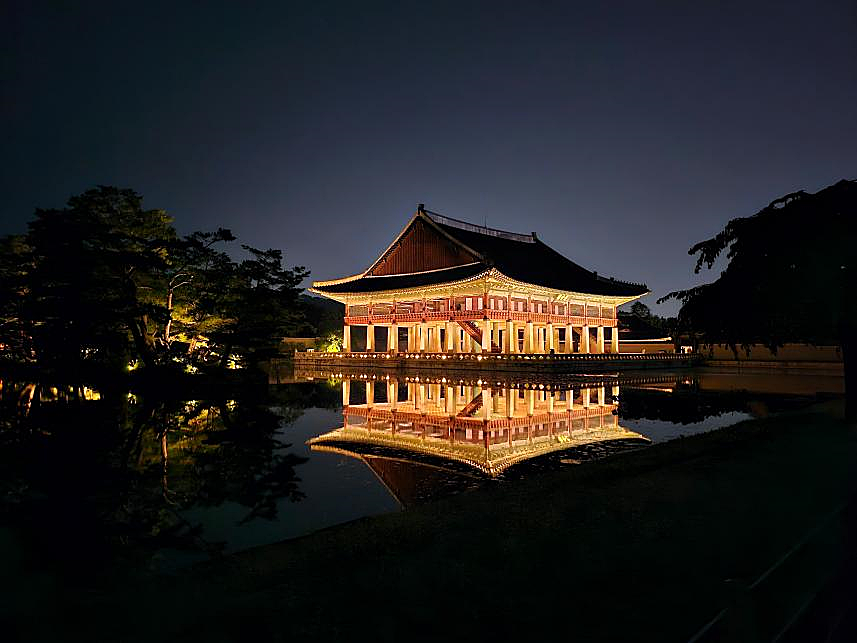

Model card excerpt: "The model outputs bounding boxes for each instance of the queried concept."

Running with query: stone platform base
[293,351,700,374]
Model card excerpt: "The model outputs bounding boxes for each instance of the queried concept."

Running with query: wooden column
[582,388,591,408]
[597,326,605,354]
[419,322,427,352]
[506,320,514,354]
[611,326,619,354]
[527,389,535,416]
[365,381,374,407]
[446,322,456,352]
[343,325,351,352]
[526,321,534,353]
[481,388,491,419]
[598,386,606,406]
[581,326,590,354]
[506,388,515,417]
[566,324,573,354]
[547,323,555,352]
[341,379,350,407]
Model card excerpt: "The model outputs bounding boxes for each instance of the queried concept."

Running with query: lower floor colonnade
[342,320,621,355]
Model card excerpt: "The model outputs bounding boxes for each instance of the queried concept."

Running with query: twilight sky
[2,1,855,314]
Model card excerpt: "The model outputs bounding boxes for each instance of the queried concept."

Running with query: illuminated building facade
[310,206,649,355]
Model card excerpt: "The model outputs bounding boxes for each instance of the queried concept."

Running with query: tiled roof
[312,209,648,297]
[312,263,487,294]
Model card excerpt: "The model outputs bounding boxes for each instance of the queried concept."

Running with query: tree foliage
[660,179,857,417]
[0,186,309,377]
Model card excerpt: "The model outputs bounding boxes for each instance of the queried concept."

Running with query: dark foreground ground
[6,401,857,642]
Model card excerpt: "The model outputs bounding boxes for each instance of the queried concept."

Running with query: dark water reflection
[0,366,843,572]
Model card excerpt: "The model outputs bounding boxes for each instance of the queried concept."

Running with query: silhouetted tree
[24,187,175,373]
[660,179,856,418]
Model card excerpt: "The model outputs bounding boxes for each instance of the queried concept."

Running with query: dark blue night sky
[3,1,855,313]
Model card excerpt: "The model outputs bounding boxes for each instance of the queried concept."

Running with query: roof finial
[417,203,425,214]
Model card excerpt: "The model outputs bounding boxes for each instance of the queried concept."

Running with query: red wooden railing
[344,308,617,327]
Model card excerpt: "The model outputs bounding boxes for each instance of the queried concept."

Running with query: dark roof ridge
[423,209,536,244]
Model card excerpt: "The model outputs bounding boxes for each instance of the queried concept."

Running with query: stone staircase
[457,320,501,352]
[456,393,484,417]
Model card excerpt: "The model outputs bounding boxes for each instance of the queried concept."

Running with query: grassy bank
[11,401,857,642]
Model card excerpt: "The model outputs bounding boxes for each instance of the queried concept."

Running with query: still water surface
[163,367,841,567]
[0,367,843,572]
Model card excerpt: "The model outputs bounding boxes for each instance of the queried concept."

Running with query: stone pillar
[366,325,375,352]
[611,326,619,354]
[597,326,605,354]
[506,388,515,417]
[598,386,606,406]
[365,381,374,407]
[582,388,591,408]
[481,320,491,352]
[527,389,535,416]
[389,323,398,352]
[581,326,590,354]
[446,386,455,414]
[526,321,534,353]
[481,388,491,419]
[343,325,351,352]
[547,323,555,353]
[389,381,399,409]
[567,389,575,410]
[548,391,555,413]
[342,379,350,407]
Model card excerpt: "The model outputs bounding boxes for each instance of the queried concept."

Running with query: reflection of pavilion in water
[308,378,648,477]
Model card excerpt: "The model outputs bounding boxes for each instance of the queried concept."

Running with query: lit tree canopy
[0,186,309,378]
[660,179,857,417]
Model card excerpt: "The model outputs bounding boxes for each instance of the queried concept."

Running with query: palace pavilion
[310,205,649,355]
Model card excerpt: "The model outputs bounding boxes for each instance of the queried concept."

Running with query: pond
[0,366,844,573]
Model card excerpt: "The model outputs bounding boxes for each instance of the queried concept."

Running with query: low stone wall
[293,350,701,374]
[699,343,842,363]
